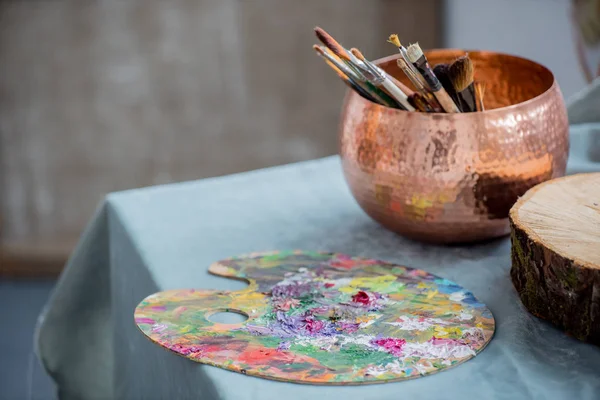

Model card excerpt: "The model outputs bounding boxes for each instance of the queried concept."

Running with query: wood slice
[510,173,600,343]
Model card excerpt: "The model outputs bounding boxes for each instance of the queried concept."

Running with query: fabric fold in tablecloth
[36,199,223,400]
[35,204,113,399]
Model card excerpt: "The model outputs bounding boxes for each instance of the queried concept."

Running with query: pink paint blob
[305,318,325,334]
[135,317,155,324]
[373,338,407,356]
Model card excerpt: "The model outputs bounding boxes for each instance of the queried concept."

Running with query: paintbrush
[313,45,379,103]
[399,58,444,112]
[349,48,415,111]
[396,58,427,94]
[448,55,476,112]
[315,27,363,77]
[387,34,428,89]
[474,81,486,111]
[314,27,402,108]
[432,63,460,107]
[406,43,461,113]
[408,92,433,113]
[320,47,382,103]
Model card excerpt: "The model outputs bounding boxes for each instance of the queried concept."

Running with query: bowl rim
[347,48,560,117]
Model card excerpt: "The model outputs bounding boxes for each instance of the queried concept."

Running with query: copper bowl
[339,50,569,244]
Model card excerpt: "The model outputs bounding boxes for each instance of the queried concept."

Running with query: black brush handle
[433,64,461,110]
[465,84,477,112]
[345,78,378,103]
[433,65,453,93]
[413,57,442,92]
[458,85,476,113]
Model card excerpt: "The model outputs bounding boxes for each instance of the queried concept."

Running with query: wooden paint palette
[134,251,495,385]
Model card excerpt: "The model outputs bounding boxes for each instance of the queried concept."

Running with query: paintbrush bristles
[406,43,424,63]
[311,25,485,113]
[313,46,342,75]
[349,48,365,61]
[387,34,401,48]
[448,56,474,92]
[314,27,350,61]
[312,44,325,57]
[313,45,344,77]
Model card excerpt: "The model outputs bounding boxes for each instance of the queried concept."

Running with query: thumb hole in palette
[207,309,249,324]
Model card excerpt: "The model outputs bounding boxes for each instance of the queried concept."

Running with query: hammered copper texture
[339,50,569,244]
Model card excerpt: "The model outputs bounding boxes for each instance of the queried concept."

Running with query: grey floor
[0,280,57,400]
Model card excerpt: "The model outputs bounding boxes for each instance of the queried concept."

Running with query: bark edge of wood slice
[510,173,600,344]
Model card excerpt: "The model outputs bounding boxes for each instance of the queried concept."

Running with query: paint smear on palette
[134,251,495,385]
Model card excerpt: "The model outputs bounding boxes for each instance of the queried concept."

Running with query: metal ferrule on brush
[355,58,414,111]
[341,57,400,108]
[407,43,460,113]
[346,54,383,84]
[343,61,368,81]
[320,51,363,82]
[400,49,429,88]
[360,60,386,83]
[352,64,381,83]
[313,27,404,109]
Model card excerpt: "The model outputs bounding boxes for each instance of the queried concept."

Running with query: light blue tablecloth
[36,127,600,400]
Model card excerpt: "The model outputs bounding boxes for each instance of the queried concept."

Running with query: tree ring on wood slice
[510,173,600,344]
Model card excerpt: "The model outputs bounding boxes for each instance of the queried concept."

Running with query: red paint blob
[351,291,371,305]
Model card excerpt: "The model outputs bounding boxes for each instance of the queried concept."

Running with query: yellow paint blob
[338,275,400,294]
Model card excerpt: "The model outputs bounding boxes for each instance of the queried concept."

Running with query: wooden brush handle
[432,64,461,111]
[433,88,460,113]
[413,57,460,113]
[474,81,486,112]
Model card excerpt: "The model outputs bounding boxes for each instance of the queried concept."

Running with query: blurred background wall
[444,0,586,98]
[0,0,442,275]
[0,0,587,276]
